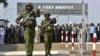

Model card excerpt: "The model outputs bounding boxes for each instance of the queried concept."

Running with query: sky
[0,0,100,26]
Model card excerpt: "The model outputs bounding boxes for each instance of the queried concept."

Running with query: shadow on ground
[0,44,18,56]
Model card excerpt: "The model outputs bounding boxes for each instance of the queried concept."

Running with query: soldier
[16,2,40,56]
[41,11,56,56]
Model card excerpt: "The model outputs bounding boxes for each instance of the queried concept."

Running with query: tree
[0,0,8,8]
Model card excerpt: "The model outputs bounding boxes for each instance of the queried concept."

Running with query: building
[0,19,9,27]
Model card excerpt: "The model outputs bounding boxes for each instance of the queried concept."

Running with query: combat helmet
[25,2,33,9]
[44,11,51,17]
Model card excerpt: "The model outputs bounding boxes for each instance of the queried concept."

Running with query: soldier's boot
[48,52,51,55]
[48,50,51,55]
[48,52,51,56]
[27,53,32,56]
[27,54,32,56]
[45,52,48,56]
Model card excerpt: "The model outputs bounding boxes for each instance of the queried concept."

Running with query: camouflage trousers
[24,29,34,56]
[44,32,53,54]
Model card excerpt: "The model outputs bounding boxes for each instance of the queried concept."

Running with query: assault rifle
[23,10,35,23]
[41,18,54,31]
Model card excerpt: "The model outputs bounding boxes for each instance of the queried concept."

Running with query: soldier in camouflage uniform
[41,11,56,56]
[16,2,40,56]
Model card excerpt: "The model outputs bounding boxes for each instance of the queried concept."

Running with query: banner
[17,3,88,15]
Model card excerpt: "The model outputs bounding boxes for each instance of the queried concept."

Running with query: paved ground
[0,43,100,56]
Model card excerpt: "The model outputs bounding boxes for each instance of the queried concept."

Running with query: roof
[0,19,9,23]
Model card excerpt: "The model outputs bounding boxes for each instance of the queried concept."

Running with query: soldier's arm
[35,9,40,17]
[51,18,57,24]
[41,20,44,27]
[41,20,46,30]
[15,13,23,24]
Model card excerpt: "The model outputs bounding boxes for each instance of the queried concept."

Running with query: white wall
[0,21,7,27]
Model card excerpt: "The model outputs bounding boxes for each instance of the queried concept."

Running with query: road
[0,43,100,56]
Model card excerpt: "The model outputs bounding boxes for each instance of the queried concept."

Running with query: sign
[17,3,88,15]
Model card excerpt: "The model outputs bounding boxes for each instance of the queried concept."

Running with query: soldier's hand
[50,17,57,24]
[36,9,40,17]
[19,22,24,26]
[50,18,55,21]
[41,26,45,29]
[53,17,56,20]
[36,9,40,12]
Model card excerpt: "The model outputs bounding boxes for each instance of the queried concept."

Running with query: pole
[86,14,88,24]
[61,31,64,44]
[82,0,85,30]
[65,31,68,48]
[92,33,97,56]
[80,29,82,53]
[86,14,89,51]
[71,31,74,50]
[56,14,59,23]
[80,0,87,55]
[68,14,69,23]
[68,10,70,23]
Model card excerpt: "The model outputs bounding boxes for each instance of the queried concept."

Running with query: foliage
[0,0,8,8]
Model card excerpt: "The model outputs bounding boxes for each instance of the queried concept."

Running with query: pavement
[0,42,100,56]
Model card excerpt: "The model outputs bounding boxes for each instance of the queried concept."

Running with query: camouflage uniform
[41,11,56,56]
[16,2,40,56]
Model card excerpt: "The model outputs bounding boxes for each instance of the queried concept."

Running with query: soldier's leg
[29,31,34,55]
[48,33,53,55]
[24,30,34,56]
[44,33,49,56]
